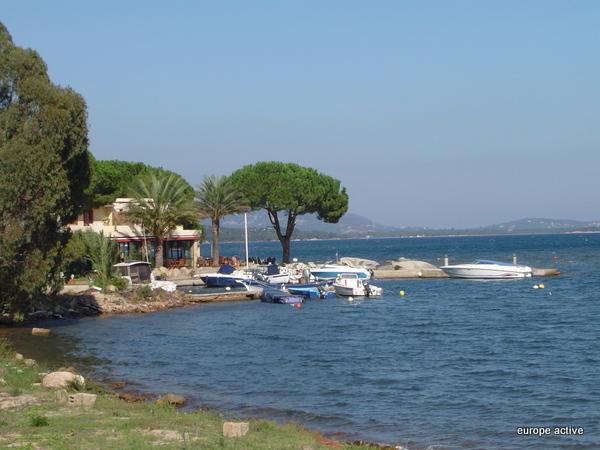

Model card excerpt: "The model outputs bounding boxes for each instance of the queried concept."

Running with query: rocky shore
[0,340,402,450]
[4,287,258,324]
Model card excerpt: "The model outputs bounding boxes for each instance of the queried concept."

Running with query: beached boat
[333,274,383,297]
[440,260,533,279]
[198,264,253,287]
[310,264,372,281]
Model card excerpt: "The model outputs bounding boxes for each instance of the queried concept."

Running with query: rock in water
[42,371,85,389]
[32,327,51,336]
[223,421,250,437]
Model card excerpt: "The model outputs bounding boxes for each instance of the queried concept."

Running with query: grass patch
[4,363,39,393]
[29,414,49,427]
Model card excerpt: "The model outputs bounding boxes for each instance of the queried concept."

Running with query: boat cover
[218,264,236,274]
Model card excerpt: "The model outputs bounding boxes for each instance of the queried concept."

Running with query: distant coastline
[217,229,600,245]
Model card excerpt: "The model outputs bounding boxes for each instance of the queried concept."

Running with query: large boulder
[42,371,85,390]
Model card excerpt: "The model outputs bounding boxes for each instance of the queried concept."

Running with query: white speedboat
[310,264,372,281]
[440,260,532,279]
[333,274,382,297]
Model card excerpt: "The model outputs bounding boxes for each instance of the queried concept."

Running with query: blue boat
[261,286,304,304]
[199,264,252,287]
[286,284,336,299]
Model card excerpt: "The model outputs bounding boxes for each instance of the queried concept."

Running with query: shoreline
[0,337,402,449]
[1,288,261,325]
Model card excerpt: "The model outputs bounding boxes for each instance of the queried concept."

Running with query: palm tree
[127,171,197,268]
[80,230,120,290]
[195,175,247,267]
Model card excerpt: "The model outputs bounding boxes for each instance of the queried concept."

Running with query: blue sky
[3,1,600,228]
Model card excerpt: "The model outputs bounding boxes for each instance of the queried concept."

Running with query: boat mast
[244,213,249,269]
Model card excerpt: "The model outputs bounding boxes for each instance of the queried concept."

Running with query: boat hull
[257,273,291,284]
[440,264,532,279]
[332,276,383,297]
[261,290,304,304]
[199,275,251,287]
[287,286,335,299]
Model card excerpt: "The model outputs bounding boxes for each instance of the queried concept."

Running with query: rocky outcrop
[42,371,85,389]
[374,258,448,279]
[339,257,379,269]
[0,392,40,410]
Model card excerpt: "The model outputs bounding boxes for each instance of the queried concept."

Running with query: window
[166,241,191,259]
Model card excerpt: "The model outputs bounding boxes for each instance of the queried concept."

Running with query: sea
[3,233,600,449]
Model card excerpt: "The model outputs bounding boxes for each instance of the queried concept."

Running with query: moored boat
[440,260,533,279]
[260,286,304,304]
[198,264,253,287]
[255,264,292,284]
[286,283,336,299]
[333,274,382,297]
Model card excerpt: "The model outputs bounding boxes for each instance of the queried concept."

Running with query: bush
[133,286,153,302]
[111,276,129,291]
[29,414,49,427]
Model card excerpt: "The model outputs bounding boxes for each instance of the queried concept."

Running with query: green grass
[0,339,378,450]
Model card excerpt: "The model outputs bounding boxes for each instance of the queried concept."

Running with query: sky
[3,1,600,228]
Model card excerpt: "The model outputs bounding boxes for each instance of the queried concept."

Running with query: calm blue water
[10,234,600,449]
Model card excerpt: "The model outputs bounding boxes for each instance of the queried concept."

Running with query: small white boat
[255,264,292,284]
[333,274,382,297]
[440,260,533,279]
[310,264,372,281]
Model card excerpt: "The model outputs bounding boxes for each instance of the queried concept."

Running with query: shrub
[29,414,49,427]
[133,286,153,302]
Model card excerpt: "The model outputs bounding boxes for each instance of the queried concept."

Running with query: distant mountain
[203,214,600,242]
[206,211,406,237]
[480,218,600,233]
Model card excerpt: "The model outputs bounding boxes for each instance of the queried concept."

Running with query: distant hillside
[206,211,406,238]
[202,214,600,242]
[479,218,600,233]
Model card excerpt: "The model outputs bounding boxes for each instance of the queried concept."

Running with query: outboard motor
[363,280,371,297]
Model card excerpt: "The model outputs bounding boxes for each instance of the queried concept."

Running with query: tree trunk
[155,237,164,268]
[211,218,220,267]
[281,236,291,264]
[267,209,297,264]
